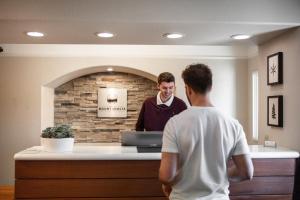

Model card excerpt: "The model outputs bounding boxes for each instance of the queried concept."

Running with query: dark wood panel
[231,195,292,200]
[229,176,294,195]
[228,158,296,176]
[15,176,295,198]
[15,160,160,179]
[15,179,164,198]
[15,198,168,200]
[294,158,300,200]
[12,195,294,200]
[15,158,298,199]
[16,158,296,179]
[252,159,296,176]
[13,196,293,200]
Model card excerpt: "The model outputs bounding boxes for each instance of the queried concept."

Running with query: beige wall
[251,28,300,150]
[0,56,248,184]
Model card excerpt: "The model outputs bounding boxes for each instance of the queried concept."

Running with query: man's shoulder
[170,107,190,121]
[210,108,242,130]
[173,96,187,106]
[205,108,239,122]
[143,96,156,105]
[173,96,185,103]
[174,107,235,121]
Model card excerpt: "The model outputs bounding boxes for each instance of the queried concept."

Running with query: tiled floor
[0,186,14,200]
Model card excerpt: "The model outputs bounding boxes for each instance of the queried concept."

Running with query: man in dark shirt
[136,72,187,131]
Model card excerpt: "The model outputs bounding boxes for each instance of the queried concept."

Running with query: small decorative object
[267,52,283,85]
[41,125,74,152]
[267,95,283,127]
[264,135,277,148]
[264,140,277,148]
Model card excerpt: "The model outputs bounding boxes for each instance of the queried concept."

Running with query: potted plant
[41,124,75,152]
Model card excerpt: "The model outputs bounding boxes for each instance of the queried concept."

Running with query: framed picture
[98,88,127,118]
[267,52,283,85]
[267,95,283,127]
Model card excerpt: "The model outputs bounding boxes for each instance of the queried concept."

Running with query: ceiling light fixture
[231,34,251,40]
[107,67,113,72]
[163,33,184,39]
[26,31,44,37]
[97,32,114,38]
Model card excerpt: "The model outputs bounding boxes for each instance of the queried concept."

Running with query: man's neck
[191,96,213,107]
[160,93,172,103]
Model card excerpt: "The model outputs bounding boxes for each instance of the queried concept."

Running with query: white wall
[0,55,248,184]
[252,28,300,150]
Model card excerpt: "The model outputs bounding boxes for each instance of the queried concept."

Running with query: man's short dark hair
[182,63,212,94]
[158,72,175,84]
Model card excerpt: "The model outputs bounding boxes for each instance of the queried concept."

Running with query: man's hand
[162,184,172,197]
[228,154,253,182]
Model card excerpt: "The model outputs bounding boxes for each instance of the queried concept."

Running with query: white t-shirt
[162,107,250,200]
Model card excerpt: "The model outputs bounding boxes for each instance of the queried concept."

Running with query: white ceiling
[0,0,299,46]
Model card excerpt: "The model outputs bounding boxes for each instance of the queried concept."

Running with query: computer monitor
[121,131,162,146]
[121,131,163,152]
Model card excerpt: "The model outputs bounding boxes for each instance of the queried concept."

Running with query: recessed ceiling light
[163,33,184,39]
[26,31,44,37]
[97,32,114,38]
[107,67,113,72]
[231,34,251,40]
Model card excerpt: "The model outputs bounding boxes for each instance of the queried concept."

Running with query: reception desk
[14,144,299,200]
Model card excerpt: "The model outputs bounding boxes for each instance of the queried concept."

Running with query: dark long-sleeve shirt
[135,96,187,131]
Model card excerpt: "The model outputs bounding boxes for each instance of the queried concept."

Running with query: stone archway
[41,65,157,143]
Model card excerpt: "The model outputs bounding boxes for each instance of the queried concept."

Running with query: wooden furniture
[15,158,297,200]
[294,158,300,200]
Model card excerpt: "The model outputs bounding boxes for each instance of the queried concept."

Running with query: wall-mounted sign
[98,88,127,118]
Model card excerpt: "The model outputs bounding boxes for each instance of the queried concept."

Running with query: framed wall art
[267,95,283,127]
[267,52,283,85]
[98,88,127,118]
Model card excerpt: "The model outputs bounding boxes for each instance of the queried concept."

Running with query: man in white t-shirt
[159,63,253,200]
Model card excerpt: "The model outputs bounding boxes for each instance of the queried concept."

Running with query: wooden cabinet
[15,159,296,200]
[294,158,300,200]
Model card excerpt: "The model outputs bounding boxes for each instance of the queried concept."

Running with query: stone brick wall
[54,72,158,143]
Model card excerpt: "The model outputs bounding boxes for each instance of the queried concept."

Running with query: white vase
[41,137,74,152]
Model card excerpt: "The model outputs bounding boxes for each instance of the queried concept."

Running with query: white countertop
[14,144,299,160]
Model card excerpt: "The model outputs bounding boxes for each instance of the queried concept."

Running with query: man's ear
[186,85,193,96]
[157,83,160,90]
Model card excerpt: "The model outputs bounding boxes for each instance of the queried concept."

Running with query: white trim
[251,70,259,141]
[41,86,54,131]
[0,44,254,59]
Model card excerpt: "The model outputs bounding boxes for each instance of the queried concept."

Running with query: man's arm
[159,118,179,197]
[159,152,179,185]
[135,102,145,131]
[228,154,253,182]
[159,152,179,197]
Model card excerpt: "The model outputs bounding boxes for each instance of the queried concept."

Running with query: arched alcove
[45,66,157,88]
[41,66,158,142]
